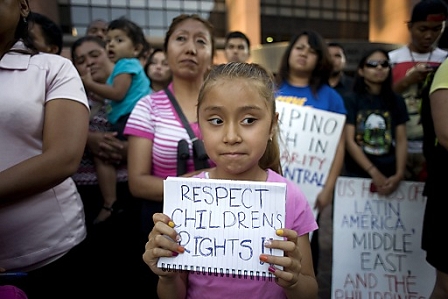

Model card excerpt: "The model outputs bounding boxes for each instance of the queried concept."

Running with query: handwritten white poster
[158,176,286,279]
[277,101,346,218]
[332,177,435,299]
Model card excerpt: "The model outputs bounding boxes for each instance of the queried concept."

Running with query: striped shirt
[124,84,203,178]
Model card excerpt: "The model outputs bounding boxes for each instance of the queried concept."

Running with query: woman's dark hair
[275,29,333,96]
[353,48,397,111]
[70,35,106,63]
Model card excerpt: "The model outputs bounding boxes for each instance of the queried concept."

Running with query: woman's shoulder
[27,52,74,70]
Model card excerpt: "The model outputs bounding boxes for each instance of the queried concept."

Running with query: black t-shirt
[343,91,409,177]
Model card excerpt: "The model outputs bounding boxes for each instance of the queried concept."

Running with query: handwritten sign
[158,176,286,278]
[332,177,434,299]
[277,102,346,218]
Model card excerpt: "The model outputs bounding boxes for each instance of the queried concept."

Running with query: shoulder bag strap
[165,88,209,171]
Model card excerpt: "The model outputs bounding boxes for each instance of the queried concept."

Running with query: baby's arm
[259,229,318,299]
[143,213,188,299]
[82,71,132,102]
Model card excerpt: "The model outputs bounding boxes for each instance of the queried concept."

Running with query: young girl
[142,62,318,299]
[81,17,150,223]
[344,48,408,195]
[144,48,172,92]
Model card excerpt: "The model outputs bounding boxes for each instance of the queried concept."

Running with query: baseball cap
[409,0,448,23]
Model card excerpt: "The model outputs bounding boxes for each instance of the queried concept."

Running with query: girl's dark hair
[70,35,106,63]
[108,17,147,49]
[275,29,333,96]
[163,14,215,61]
[353,48,397,111]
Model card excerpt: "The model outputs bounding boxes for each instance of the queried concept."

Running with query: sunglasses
[364,60,390,68]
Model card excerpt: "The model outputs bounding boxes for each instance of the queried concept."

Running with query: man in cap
[389,0,448,182]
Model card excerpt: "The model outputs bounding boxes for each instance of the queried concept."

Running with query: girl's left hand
[377,174,402,196]
[259,228,301,288]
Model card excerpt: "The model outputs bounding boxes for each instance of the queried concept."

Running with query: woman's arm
[345,124,387,187]
[127,135,164,201]
[393,124,407,180]
[0,99,89,201]
[314,126,345,212]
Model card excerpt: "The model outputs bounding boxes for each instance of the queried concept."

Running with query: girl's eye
[242,117,256,125]
[196,38,207,45]
[208,118,222,125]
[176,36,186,42]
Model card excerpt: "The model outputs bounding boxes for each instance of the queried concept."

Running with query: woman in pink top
[124,14,216,297]
[143,62,318,299]
[0,1,89,298]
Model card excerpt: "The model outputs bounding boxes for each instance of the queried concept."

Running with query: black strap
[165,88,209,172]
[165,88,197,142]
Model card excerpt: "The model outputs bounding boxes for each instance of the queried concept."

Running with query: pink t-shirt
[0,42,89,271]
[184,169,318,299]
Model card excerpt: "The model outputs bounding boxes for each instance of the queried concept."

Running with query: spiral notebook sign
[159,176,287,279]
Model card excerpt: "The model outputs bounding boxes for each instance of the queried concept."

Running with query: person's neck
[151,82,165,93]
[288,72,310,87]
[329,71,342,87]
[365,81,381,95]
[408,43,433,54]
[0,38,18,61]
[171,77,205,106]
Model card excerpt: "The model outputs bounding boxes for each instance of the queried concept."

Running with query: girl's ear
[134,43,143,57]
[270,112,279,139]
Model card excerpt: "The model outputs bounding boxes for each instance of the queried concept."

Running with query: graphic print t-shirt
[343,92,409,177]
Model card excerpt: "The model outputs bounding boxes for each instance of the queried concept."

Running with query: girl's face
[106,28,140,62]
[166,19,213,81]
[147,51,171,84]
[358,51,390,85]
[288,35,318,75]
[198,79,275,181]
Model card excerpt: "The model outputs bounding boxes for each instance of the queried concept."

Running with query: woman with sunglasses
[343,48,409,196]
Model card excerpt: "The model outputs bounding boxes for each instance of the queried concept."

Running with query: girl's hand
[142,213,185,278]
[370,168,387,192]
[378,174,402,196]
[259,228,301,289]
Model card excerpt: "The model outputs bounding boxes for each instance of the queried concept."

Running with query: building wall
[28,0,431,63]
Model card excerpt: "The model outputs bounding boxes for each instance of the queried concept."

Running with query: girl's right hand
[370,168,387,193]
[142,213,185,277]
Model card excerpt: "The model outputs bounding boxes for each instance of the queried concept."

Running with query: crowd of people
[1,0,448,298]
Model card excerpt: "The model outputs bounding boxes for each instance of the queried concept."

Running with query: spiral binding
[160,263,274,281]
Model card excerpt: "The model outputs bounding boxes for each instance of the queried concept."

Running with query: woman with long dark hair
[343,48,408,195]
[274,29,347,282]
